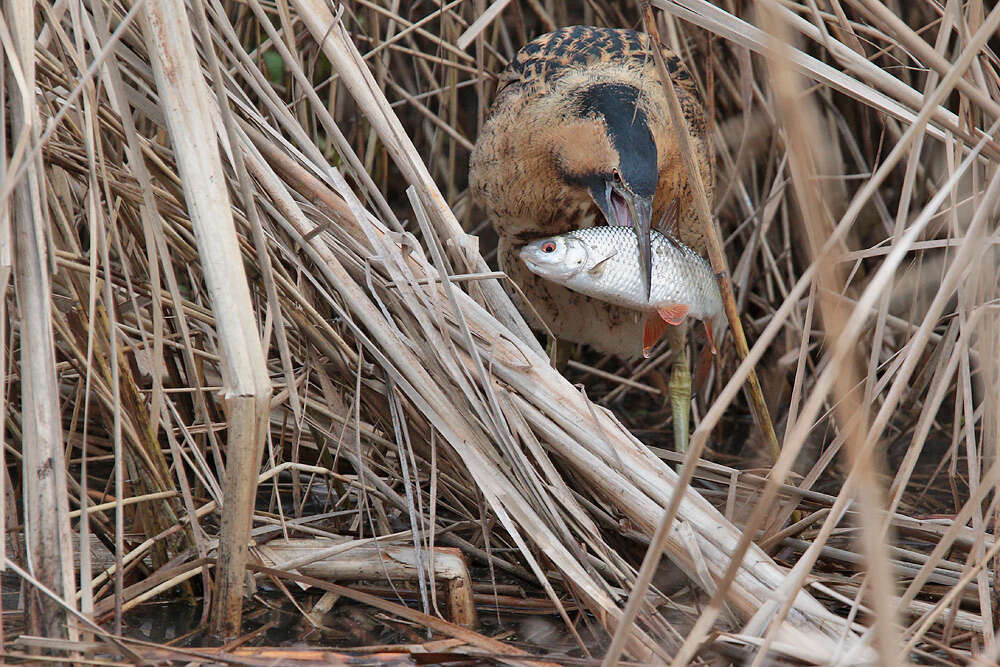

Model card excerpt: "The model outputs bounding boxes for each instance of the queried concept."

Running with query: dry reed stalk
[603,3,785,661]
[257,539,477,626]
[5,0,1000,663]
[736,3,992,664]
[758,2,899,662]
[4,0,77,643]
[241,108,665,660]
[235,24,853,658]
[654,0,987,151]
[292,0,540,355]
[643,1,998,661]
[250,563,556,666]
[0,7,9,609]
[142,0,272,637]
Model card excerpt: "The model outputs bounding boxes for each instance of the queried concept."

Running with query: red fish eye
[541,242,556,253]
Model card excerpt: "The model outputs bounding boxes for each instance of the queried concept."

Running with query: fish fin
[656,199,680,236]
[587,251,618,276]
[703,319,718,355]
[642,316,670,358]
[657,304,689,326]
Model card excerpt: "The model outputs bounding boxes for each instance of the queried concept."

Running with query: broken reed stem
[257,540,478,627]
[142,0,272,638]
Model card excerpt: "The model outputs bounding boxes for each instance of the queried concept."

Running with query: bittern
[470,26,714,450]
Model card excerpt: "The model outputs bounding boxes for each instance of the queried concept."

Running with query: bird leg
[666,323,691,453]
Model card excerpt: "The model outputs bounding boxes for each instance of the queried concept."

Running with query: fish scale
[519,226,725,355]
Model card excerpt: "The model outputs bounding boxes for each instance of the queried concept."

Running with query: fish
[519,226,725,357]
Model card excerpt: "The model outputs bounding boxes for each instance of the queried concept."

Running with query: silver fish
[519,226,725,357]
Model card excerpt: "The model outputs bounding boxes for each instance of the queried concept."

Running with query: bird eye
[541,242,556,253]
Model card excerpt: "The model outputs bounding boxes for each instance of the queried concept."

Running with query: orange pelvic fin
[657,303,689,326]
[642,316,669,358]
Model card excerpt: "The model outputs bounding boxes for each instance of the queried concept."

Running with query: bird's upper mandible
[470,25,713,256]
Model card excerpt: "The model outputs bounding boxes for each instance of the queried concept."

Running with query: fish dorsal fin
[587,250,618,276]
[642,316,669,358]
[658,304,689,326]
[655,199,680,236]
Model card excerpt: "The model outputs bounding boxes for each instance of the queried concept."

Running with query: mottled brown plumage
[470,26,713,356]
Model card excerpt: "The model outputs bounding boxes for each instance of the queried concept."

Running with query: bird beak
[603,181,654,302]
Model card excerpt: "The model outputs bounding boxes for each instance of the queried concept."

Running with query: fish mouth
[520,250,573,281]
[519,252,544,275]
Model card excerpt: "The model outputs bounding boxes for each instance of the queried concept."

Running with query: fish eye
[541,241,556,253]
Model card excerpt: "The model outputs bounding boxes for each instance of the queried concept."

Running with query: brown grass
[2,0,999,664]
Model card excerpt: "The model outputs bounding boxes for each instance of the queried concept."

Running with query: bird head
[554,82,657,301]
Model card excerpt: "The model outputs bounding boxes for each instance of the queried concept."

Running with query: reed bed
[2,0,998,664]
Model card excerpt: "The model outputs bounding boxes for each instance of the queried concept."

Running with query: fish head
[519,236,590,282]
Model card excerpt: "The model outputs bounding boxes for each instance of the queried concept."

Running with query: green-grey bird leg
[667,324,690,453]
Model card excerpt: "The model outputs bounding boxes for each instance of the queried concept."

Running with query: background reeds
[2,0,998,664]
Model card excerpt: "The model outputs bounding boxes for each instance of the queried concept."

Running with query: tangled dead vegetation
[2,0,998,664]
